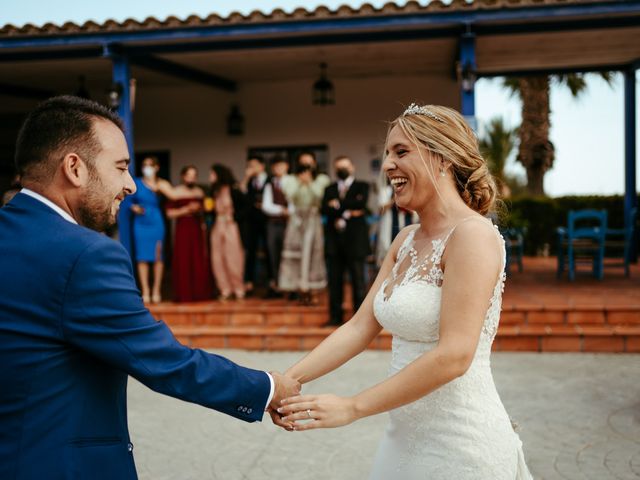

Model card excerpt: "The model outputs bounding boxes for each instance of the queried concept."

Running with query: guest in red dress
[166,165,212,302]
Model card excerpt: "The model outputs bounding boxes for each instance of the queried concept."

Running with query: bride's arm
[284,226,415,385]
[278,221,503,430]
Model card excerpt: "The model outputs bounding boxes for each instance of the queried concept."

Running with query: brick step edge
[169,325,640,353]
[156,309,640,328]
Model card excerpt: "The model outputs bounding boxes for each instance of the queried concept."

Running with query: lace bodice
[374,219,506,348]
[369,218,532,480]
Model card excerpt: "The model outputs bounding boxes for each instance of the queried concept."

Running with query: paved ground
[129,351,640,480]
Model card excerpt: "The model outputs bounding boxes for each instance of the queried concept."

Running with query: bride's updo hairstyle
[389,104,498,216]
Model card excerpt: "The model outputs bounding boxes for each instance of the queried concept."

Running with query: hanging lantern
[227,104,244,135]
[106,82,123,110]
[312,62,335,106]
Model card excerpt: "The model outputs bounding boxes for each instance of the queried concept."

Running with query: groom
[0,96,299,480]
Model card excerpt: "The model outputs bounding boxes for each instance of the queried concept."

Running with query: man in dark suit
[241,155,272,296]
[321,155,370,326]
[0,96,299,480]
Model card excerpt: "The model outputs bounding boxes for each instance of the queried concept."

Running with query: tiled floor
[503,256,640,309]
[129,350,640,480]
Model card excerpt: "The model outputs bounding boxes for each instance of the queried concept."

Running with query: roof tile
[0,0,615,38]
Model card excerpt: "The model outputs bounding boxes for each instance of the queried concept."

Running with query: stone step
[165,323,640,353]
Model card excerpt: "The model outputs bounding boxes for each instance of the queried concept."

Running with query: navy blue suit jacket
[0,193,271,480]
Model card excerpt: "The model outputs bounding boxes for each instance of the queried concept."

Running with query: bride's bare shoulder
[444,218,502,270]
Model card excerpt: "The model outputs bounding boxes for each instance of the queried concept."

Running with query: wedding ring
[306,409,312,418]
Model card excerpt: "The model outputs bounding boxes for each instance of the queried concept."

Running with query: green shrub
[500,195,638,255]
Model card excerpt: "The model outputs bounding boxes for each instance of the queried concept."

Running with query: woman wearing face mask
[166,165,213,302]
[278,151,330,305]
[130,156,184,303]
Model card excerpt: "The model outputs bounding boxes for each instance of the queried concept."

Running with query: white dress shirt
[21,188,78,224]
[262,178,293,216]
[19,188,275,411]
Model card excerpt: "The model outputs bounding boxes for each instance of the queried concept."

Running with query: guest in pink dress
[209,164,248,300]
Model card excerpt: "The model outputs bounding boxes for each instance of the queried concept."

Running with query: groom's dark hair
[15,95,124,185]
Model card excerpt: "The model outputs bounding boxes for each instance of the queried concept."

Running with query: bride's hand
[267,407,295,431]
[277,394,359,431]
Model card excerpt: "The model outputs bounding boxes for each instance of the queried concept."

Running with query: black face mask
[336,168,350,180]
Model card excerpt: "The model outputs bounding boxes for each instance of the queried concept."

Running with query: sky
[3,0,639,197]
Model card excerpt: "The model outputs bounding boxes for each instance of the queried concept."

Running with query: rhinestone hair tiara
[402,103,445,123]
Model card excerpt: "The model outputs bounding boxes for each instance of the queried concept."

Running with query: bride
[273,104,533,479]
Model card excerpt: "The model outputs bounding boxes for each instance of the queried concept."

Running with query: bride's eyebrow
[391,143,410,150]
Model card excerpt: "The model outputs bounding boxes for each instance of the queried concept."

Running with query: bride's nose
[382,155,396,173]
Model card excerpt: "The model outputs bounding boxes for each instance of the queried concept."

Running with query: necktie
[339,182,347,199]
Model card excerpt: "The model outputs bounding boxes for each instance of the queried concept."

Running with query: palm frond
[479,117,518,181]
[553,73,587,97]
[502,77,521,99]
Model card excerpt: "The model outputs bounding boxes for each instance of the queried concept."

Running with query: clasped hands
[268,371,359,432]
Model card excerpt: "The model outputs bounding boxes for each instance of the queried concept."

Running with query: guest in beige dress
[209,164,248,300]
[279,152,330,305]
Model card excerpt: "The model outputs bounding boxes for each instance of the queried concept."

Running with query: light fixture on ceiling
[457,61,477,93]
[227,104,244,135]
[312,62,335,106]
[106,82,123,110]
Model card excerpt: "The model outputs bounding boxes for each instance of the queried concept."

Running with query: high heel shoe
[152,293,162,303]
[142,294,151,304]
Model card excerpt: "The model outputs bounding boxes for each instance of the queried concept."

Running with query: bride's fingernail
[277,407,283,413]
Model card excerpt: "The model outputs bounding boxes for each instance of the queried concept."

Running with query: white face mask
[142,166,156,179]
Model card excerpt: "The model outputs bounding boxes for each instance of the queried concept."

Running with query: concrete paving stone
[128,351,640,480]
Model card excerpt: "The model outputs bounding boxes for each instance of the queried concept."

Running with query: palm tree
[479,117,524,197]
[479,117,516,181]
[504,73,614,196]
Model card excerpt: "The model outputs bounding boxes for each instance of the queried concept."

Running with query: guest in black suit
[241,155,271,295]
[321,155,370,325]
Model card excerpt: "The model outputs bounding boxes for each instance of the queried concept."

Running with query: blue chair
[500,227,525,274]
[557,210,607,281]
[605,207,637,277]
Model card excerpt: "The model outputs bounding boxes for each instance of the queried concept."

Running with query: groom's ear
[60,153,90,188]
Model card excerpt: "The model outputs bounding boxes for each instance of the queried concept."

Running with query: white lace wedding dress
[370,220,532,479]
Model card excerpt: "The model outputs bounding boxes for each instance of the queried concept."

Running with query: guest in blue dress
[131,156,182,303]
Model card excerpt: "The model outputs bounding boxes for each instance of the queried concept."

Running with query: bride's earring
[440,167,446,178]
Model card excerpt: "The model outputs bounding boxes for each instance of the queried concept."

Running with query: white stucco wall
[133,73,459,184]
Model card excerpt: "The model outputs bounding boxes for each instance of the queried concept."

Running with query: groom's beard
[77,174,120,233]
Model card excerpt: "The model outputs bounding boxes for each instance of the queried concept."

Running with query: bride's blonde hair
[388,104,498,216]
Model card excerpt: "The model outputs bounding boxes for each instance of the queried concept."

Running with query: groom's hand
[269,371,301,408]
[268,371,300,430]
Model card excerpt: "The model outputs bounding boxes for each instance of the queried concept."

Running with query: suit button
[237,406,242,412]
[127,442,134,452]
[247,408,253,414]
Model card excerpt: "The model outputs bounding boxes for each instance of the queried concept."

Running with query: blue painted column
[109,50,136,259]
[624,67,638,261]
[459,32,477,131]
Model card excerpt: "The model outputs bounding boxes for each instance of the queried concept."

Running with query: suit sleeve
[61,236,271,422]
[321,185,337,218]
[343,183,369,211]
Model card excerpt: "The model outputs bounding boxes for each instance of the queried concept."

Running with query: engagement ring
[306,409,312,418]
